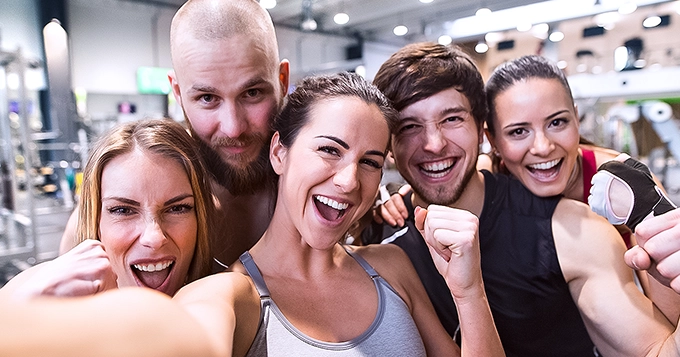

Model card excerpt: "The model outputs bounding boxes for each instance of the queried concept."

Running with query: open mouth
[526,158,562,179]
[131,260,174,290]
[419,158,455,178]
[314,195,349,221]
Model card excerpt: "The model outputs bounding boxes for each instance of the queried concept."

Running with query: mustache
[211,134,266,148]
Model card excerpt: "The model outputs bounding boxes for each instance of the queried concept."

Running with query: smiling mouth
[132,260,174,290]
[527,158,562,171]
[419,159,455,178]
[314,195,349,221]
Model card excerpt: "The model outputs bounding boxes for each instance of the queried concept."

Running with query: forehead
[303,97,389,144]
[494,78,573,116]
[101,151,190,191]
[175,35,278,89]
[400,88,473,121]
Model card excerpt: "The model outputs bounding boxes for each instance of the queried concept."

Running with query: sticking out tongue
[315,200,344,221]
[134,266,171,289]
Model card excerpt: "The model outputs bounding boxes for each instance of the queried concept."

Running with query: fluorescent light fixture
[393,25,408,36]
[549,31,565,42]
[334,12,349,24]
[438,35,453,45]
[442,0,669,41]
[643,14,661,27]
[593,11,620,27]
[259,0,276,9]
[475,41,489,53]
[301,17,317,31]
[420,0,434,3]
[557,60,568,69]
[618,2,637,14]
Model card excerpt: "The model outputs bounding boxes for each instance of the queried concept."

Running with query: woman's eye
[167,204,194,214]
[550,118,567,127]
[108,206,133,216]
[319,146,340,156]
[508,128,526,137]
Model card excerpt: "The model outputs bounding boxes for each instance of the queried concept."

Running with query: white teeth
[528,159,560,170]
[315,195,349,210]
[133,261,173,272]
[421,159,454,172]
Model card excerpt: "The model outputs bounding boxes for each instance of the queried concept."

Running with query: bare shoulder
[552,198,627,281]
[347,244,420,306]
[581,144,619,166]
[175,271,256,303]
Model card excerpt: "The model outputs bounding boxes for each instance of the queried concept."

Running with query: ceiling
[122,0,546,45]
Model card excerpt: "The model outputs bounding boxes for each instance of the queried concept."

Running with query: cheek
[98,219,136,264]
[248,100,278,132]
[170,217,198,256]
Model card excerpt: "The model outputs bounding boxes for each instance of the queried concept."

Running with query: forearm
[453,284,505,357]
[0,288,221,357]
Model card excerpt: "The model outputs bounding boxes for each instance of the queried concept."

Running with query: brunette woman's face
[489,78,580,197]
[270,96,389,249]
[98,149,197,295]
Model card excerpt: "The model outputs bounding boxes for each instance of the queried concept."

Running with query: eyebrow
[189,77,272,94]
[316,135,386,158]
[401,106,470,122]
[102,193,194,207]
[502,109,571,130]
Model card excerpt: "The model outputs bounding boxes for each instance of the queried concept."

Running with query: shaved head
[171,0,280,68]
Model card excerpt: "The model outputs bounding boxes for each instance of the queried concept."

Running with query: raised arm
[415,204,505,357]
[554,199,680,356]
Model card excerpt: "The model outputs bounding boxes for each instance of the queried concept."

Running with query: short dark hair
[485,55,573,136]
[372,42,487,131]
[274,71,398,148]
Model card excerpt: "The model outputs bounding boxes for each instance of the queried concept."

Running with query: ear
[269,131,287,175]
[168,69,182,105]
[278,60,290,97]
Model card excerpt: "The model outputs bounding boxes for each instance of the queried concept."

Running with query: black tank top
[362,170,598,356]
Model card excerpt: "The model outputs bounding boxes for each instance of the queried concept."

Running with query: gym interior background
[1,0,680,285]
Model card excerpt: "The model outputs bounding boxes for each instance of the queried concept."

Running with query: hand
[625,209,680,294]
[372,184,411,227]
[589,154,675,231]
[13,239,117,299]
[415,205,482,298]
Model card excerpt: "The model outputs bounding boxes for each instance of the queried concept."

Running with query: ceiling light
[355,65,366,78]
[484,32,503,44]
[259,0,276,9]
[556,60,568,69]
[643,15,661,28]
[301,17,317,31]
[531,23,549,39]
[438,35,452,45]
[476,7,491,16]
[419,0,434,3]
[614,46,628,71]
[516,21,532,32]
[593,11,620,27]
[618,2,637,15]
[334,12,349,25]
[475,41,489,53]
[393,25,408,36]
[549,31,564,42]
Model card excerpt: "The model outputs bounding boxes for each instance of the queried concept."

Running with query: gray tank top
[240,246,427,356]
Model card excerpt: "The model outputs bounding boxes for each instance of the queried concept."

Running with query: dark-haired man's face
[390,88,482,206]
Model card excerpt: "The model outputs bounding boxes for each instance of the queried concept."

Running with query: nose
[138,218,168,250]
[422,126,446,154]
[218,102,248,138]
[530,131,555,156]
[333,162,359,193]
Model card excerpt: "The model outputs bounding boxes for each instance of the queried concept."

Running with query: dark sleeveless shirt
[362,170,598,356]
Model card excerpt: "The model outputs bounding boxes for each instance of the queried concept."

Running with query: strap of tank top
[342,245,380,279]
[239,251,271,298]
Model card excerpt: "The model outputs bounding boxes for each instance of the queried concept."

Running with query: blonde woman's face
[98,150,197,296]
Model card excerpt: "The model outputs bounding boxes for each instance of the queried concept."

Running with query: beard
[408,160,477,207]
[194,131,275,196]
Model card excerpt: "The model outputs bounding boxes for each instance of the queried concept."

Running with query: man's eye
[245,89,261,98]
[199,94,215,103]
[398,124,418,134]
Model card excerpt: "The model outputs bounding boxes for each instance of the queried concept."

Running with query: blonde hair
[76,119,213,283]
